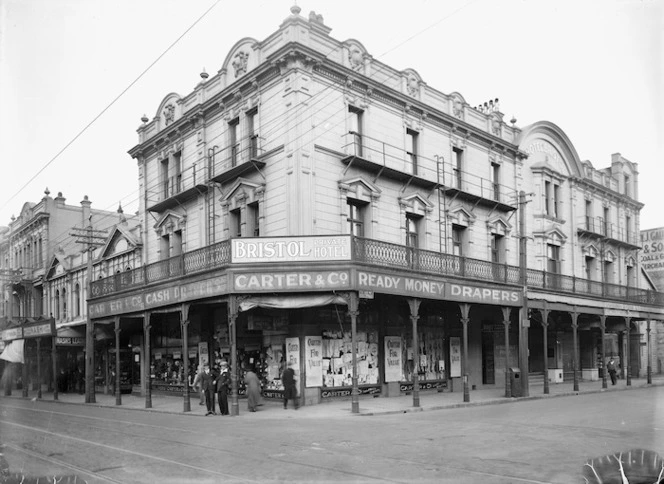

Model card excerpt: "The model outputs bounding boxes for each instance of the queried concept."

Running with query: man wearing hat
[201,364,216,415]
[216,360,230,415]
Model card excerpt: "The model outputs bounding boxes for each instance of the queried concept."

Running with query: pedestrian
[607,358,618,385]
[201,364,216,415]
[216,360,230,416]
[282,362,298,410]
[192,364,205,406]
[244,367,261,412]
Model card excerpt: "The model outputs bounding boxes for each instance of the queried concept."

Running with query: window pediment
[448,205,476,227]
[399,193,432,216]
[533,225,567,245]
[154,210,186,235]
[582,243,599,258]
[220,177,265,209]
[486,216,512,236]
[339,176,381,203]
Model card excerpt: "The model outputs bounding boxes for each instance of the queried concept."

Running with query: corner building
[87,7,664,413]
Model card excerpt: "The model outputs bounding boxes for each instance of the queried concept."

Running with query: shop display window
[401,322,446,382]
[321,329,379,387]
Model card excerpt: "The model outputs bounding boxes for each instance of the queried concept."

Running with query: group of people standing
[192,361,299,415]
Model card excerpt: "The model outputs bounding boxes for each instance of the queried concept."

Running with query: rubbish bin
[509,367,522,397]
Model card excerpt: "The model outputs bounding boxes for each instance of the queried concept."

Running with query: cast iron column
[408,298,421,407]
[571,310,579,392]
[349,292,360,414]
[625,317,631,386]
[181,304,191,412]
[460,303,471,403]
[144,312,152,408]
[647,320,652,384]
[114,317,122,406]
[22,355,28,398]
[541,305,550,394]
[229,296,239,416]
[502,307,511,398]
[36,338,42,400]
[600,315,607,389]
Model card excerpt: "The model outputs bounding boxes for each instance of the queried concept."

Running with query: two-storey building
[85,7,664,414]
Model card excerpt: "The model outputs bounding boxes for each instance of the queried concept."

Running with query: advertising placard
[384,336,403,382]
[286,337,301,380]
[450,337,461,378]
[641,227,664,291]
[305,336,323,387]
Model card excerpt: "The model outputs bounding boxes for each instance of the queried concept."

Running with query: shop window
[321,329,379,387]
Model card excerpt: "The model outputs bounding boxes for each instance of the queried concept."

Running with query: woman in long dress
[244,368,261,412]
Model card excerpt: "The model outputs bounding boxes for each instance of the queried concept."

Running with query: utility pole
[518,191,530,398]
[71,219,106,403]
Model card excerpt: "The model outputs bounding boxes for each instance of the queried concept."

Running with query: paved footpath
[4,374,663,420]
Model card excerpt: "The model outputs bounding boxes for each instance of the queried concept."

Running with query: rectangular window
[229,117,239,167]
[160,234,171,260]
[553,184,560,218]
[247,108,258,158]
[230,208,242,238]
[585,256,594,280]
[453,147,463,189]
[171,230,183,257]
[406,128,418,175]
[604,261,613,284]
[603,206,610,236]
[547,244,560,274]
[491,234,503,263]
[624,175,631,197]
[161,158,170,198]
[452,224,464,257]
[173,151,182,194]
[349,106,363,157]
[626,215,631,243]
[406,214,420,248]
[626,265,634,287]
[491,162,500,201]
[347,200,365,237]
[248,202,260,237]
[585,200,592,230]
[544,181,551,216]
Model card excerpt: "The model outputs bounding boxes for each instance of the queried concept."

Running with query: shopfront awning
[239,294,348,311]
[0,339,24,364]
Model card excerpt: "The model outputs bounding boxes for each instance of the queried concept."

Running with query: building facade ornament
[232,51,249,78]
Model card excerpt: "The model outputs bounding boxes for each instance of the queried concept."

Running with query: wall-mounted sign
[641,227,664,291]
[450,337,461,378]
[232,236,351,263]
[1,327,22,341]
[233,270,350,292]
[23,323,54,338]
[55,337,85,346]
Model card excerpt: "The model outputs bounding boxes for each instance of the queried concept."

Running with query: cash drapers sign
[232,236,351,263]
[233,270,350,292]
[1,328,22,341]
[357,271,521,305]
[89,276,227,318]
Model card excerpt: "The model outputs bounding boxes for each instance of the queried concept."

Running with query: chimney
[118,203,127,225]
[54,191,66,206]
[81,195,92,227]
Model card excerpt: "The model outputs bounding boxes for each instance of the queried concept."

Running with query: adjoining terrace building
[0,191,140,398]
[83,6,664,414]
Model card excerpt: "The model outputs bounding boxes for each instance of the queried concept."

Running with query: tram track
[0,409,555,484]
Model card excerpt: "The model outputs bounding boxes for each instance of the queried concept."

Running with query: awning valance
[239,294,348,311]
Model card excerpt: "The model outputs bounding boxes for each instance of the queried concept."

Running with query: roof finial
[290,3,301,15]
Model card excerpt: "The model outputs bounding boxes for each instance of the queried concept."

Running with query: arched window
[74,283,81,317]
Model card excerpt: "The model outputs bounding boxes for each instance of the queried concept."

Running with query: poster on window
[286,337,301,380]
[450,337,461,378]
[384,336,402,382]
[305,336,323,387]
[198,342,208,367]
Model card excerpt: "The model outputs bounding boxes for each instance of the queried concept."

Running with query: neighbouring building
[0,190,140,397]
[19,7,663,412]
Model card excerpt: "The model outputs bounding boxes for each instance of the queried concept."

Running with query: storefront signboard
[450,337,461,378]
[399,380,447,392]
[357,270,522,306]
[232,235,351,263]
[23,322,54,338]
[641,227,664,291]
[286,337,301,381]
[55,337,85,346]
[233,270,350,292]
[320,385,381,398]
[89,277,227,318]
[305,336,323,387]
[384,336,402,382]
[1,327,22,341]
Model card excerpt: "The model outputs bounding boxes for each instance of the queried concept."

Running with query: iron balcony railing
[89,236,664,307]
[581,216,640,247]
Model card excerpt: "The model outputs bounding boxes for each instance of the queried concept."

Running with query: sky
[0,0,662,232]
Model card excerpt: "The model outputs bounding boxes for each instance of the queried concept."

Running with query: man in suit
[201,364,216,415]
